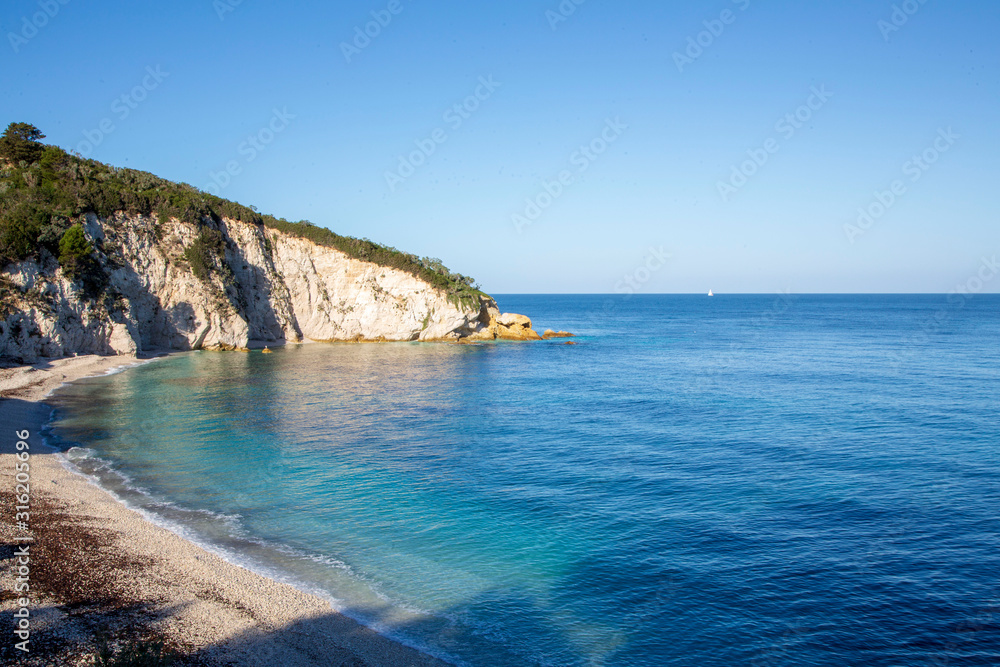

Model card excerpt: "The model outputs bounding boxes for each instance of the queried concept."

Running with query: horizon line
[489,292,1000,296]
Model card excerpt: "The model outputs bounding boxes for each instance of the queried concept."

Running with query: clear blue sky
[2,0,998,293]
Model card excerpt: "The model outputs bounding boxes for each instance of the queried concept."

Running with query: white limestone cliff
[0,213,537,363]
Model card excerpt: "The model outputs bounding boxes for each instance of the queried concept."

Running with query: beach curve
[0,353,451,666]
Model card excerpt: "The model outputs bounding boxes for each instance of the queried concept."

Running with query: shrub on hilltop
[0,122,46,164]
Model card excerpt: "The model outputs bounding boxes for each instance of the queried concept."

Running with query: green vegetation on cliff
[57,224,94,279]
[0,122,485,307]
[182,228,230,284]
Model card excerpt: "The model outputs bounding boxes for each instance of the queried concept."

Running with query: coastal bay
[7,294,998,666]
[0,354,449,666]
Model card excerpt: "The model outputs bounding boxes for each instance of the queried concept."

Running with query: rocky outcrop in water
[461,307,544,342]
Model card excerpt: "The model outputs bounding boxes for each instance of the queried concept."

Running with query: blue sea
[45,295,1000,666]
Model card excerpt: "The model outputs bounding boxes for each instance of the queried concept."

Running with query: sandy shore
[0,354,450,666]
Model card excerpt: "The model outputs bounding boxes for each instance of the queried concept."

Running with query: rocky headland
[0,124,565,363]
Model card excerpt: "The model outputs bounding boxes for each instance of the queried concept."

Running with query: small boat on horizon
[708,290,714,297]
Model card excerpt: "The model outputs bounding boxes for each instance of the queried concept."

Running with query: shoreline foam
[0,353,452,666]
[51,440,450,663]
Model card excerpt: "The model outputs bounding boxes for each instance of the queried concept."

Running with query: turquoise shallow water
[47,295,1000,665]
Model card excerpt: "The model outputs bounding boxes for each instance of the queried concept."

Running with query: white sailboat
[708,289,714,297]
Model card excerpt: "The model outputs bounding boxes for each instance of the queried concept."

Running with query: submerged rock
[542,329,575,339]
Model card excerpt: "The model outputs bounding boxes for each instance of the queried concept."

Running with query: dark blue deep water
[47,295,1000,665]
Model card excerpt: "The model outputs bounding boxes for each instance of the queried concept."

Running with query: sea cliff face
[0,213,536,362]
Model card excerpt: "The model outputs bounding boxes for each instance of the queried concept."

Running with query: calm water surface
[47,295,1000,665]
